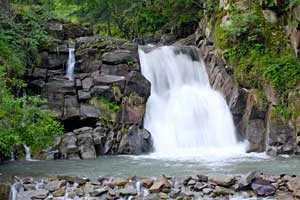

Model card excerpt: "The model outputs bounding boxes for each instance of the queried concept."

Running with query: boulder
[101,64,129,76]
[120,95,146,125]
[266,108,295,155]
[16,189,49,200]
[117,126,153,155]
[63,96,80,120]
[102,50,135,65]
[77,132,96,159]
[210,176,235,187]
[93,75,126,88]
[82,77,94,91]
[287,177,300,192]
[80,104,102,120]
[251,178,276,196]
[45,180,66,192]
[59,133,79,159]
[124,71,151,100]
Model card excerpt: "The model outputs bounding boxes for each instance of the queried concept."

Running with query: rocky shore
[1,172,300,200]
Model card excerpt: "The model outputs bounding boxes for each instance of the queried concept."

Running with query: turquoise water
[0,154,299,183]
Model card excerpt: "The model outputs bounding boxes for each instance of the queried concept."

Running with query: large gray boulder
[124,71,151,100]
[120,95,146,125]
[118,126,153,154]
[102,50,135,65]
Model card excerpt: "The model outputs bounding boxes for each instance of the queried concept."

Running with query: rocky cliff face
[27,21,153,159]
[194,0,300,155]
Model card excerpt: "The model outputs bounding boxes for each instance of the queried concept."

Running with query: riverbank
[2,171,300,200]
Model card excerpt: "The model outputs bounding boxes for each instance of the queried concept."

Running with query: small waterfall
[139,46,246,159]
[24,145,32,161]
[9,152,15,161]
[9,182,18,200]
[66,48,75,80]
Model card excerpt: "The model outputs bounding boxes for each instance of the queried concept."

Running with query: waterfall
[139,46,246,159]
[66,48,75,80]
[9,152,15,161]
[9,182,19,200]
[24,145,32,161]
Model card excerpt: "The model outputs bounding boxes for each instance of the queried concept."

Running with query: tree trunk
[107,19,112,36]
[0,0,9,17]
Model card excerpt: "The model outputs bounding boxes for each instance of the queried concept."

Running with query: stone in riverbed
[90,186,109,197]
[294,190,300,199]
[16,189,49,200]
[53,186,66,197]
[210,176,235,187]
[213,186,234,196]
[287,177,300,192]
[119,188,138,196]
[203,188,213,195]
[149,181,165,193]
[45,180,66,192]
[197,174,208,182]
[141,178,153,188]
[158,192,169,199]
[251,178,276,196]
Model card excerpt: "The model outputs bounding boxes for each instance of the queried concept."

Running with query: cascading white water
[139,46,246,159]
[24,145,32,161]
[66,48,75,80]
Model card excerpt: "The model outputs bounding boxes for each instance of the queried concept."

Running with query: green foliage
[1,1,55,70]
[54,0,201,39]
[90,97,120,122]
[0,1,63,156]
[273,104,292,119]
[218,6,300,98]
[0,69,63,156]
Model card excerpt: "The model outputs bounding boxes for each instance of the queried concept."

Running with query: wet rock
[197,175,208,182]
[251,178,276,196]
[183,176,192,185]
[235,171,258,190]
[275,194,295,200]
[45,180,66,192]
[149,181,165,193]
[210,176,235,187]
[213,186,234,196]
[158,192,169,199]
[17,189,49,200]
[117,126,153,154]
[90,186,109,197]
[59,133,78,159]
[193,183,208,192]
[141,178,153,188]
[119,187,137,196]
[124,71,151,100]
[187,179,196,186]
[203,188,213,195]
[53,186,66,197]
[287,177,300,191]
[294,190,300,199]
